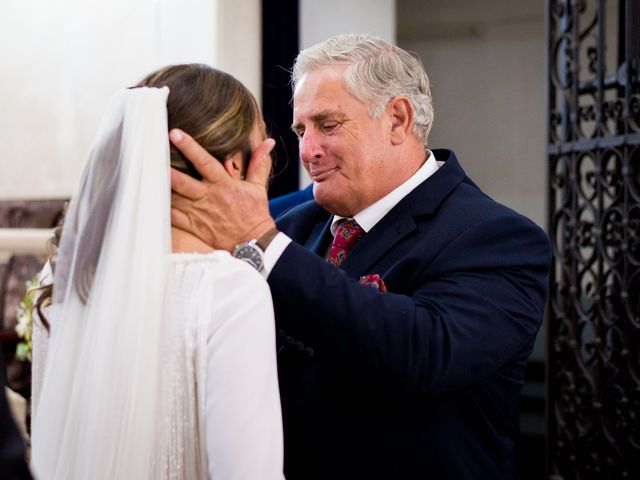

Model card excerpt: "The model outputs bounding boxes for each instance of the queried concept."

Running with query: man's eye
[321,122,339,132]
[294,130,305,139]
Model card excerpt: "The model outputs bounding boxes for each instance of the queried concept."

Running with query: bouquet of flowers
[14,275,41,362]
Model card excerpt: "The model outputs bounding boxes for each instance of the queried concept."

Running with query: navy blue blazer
[270,149,551,479]
[269,184,314,218]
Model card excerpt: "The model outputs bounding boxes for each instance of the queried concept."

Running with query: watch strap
[256,227,280,251]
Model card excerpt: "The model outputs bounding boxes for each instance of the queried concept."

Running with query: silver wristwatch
[231,228,280,272]
[232,239,264,272]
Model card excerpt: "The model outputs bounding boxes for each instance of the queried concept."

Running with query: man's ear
[223,153,244,180]
[387,96,414,145]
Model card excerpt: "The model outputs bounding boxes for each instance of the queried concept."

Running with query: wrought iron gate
[547,0,640,478]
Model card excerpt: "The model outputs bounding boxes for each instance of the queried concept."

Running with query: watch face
[235,244,264,271]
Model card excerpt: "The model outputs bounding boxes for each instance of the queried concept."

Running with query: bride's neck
[171,227,214,254]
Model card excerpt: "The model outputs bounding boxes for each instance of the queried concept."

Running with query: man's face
[292,65,396,217]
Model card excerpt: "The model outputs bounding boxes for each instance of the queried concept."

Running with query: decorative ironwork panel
[547,0,640,478]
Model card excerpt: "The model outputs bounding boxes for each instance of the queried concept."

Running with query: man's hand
[169,129,277,252]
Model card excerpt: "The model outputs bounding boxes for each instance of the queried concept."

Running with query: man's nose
[299,130,323,163]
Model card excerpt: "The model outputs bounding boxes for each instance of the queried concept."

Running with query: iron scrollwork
[548,0,640,478]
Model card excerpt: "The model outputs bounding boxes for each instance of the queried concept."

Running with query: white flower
[15,315,30,337]
[13,274,42,362]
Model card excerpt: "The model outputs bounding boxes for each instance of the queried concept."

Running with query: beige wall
[298,0,397,187]
[300,0,395,49]
[398,0,547,229]
[217,0,261,101]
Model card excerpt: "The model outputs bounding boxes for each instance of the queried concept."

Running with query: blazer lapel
[306,217,333,256]
[341,209,417,275]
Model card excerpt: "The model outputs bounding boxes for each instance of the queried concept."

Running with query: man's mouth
[311,167,338,181]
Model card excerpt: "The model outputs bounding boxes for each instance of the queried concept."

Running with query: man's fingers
[170,129,227,184]
[170,192,195,230]
[171,206,192,232]
[246,138,276,186]
[171,190,192,210]
[171,168,207,200]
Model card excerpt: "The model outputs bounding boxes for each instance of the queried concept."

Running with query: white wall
[0,0,260,201]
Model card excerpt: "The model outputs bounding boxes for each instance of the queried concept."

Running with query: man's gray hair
[292,34,434,147]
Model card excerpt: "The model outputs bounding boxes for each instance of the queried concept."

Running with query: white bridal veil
[31,87,173,479]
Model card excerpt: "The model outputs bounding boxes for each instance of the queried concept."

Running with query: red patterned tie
[327,219,365,267]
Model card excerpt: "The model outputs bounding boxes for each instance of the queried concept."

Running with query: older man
[170,35,551,480]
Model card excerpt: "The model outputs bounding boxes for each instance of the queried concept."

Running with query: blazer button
[277,329,287,338]
[295,341,305,351]
[286,336,295,346]
[304,347,314,357]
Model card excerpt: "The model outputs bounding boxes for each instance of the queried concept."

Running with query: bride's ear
[223,153,244,180]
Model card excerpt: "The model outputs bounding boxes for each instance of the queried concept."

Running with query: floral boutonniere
[14,275,42,362]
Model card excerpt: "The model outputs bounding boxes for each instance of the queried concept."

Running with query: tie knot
[336,219,364,240]
[328,219,364,267]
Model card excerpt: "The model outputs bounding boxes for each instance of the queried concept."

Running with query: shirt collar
[331,150,440,235]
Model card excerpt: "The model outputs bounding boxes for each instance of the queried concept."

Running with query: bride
[30,64,284,479]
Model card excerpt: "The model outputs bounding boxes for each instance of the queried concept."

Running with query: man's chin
[313,189,354,217]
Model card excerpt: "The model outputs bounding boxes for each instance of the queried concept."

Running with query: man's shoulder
[399,151,549,258]
[447,177,544,233]
[417,149,543,231]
